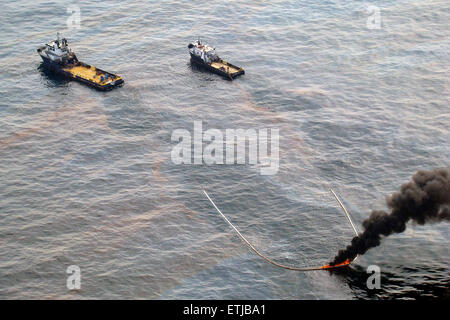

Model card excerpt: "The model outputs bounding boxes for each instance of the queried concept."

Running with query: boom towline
[203,189,356,271]
[329,188,359,237]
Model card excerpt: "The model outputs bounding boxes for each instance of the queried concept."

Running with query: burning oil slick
[330,168,450,266]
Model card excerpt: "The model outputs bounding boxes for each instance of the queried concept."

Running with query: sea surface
[0,0,449,299]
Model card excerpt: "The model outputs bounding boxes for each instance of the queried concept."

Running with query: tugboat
[188,40,245,80]
[37,33,124,90]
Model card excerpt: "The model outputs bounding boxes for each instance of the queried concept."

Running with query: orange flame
[320,259,352,270]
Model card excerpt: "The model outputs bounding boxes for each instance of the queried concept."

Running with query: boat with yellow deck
[37,33,124,90]
[188,40,245,80]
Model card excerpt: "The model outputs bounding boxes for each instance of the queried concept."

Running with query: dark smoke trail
[330,167,450,266]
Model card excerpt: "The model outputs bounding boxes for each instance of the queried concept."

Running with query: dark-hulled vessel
[37,33,124,90]
[188,40,244,80]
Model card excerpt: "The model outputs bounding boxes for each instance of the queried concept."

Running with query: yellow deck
[210,61,240,74]
[63,65,120,85]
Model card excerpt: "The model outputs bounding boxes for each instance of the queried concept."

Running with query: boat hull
[189,53,244,80]
[38,49,124,91]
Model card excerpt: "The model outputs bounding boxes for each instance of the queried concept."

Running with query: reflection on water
[331,264,450,300]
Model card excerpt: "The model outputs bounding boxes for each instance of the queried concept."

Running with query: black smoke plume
[330,167,450,266]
